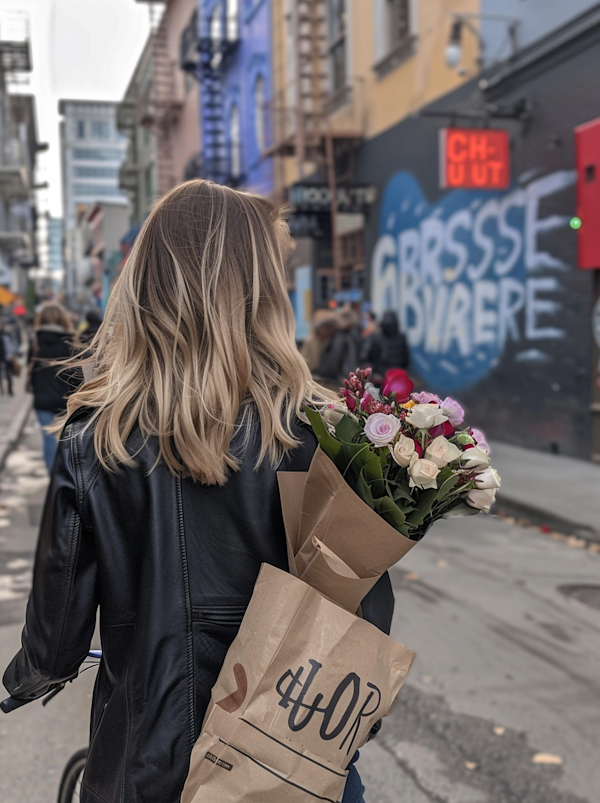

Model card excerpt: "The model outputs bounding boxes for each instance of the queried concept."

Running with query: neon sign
[440,128,510,190]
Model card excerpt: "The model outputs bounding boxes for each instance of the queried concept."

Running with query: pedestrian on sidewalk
[3,181,389,803]
[0,318,18,396]
[361,309,409,384]
[26,302,78,472]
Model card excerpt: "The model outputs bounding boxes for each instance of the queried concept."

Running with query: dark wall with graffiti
[355,29,600,459]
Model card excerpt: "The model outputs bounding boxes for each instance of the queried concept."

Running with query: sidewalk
[0,369,33,473]
[491,440,600,543]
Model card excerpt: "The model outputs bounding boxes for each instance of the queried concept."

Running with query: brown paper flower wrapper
[181,448,417,803]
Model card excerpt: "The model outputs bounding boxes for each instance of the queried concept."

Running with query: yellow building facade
[270,0,481,194]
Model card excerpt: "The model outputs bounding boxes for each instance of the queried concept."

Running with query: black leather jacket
[3,408,394,803]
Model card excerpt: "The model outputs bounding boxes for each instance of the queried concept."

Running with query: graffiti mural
[371,170,576,392]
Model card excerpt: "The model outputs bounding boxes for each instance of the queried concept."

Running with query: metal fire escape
[137,16,184,197]
[197,2,239,185]
[267,0,365,292]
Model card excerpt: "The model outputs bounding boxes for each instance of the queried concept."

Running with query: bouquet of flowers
[304,367,501,541]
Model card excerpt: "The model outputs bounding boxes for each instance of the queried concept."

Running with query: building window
[254,74,265,153]
[211,4,222,46]
[76,120,86,139]
[229,103,241,180]
[374,0,413,75]
[91,120,111,139]
[73,166,120,179]
[73,147,124,161]
[327,0,347,95]
[144,164,155,207]
[387,0,410,51]
[227,0,239,41]
[73,183,123,198]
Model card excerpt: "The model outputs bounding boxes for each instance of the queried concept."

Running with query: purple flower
[412,391,441,405]
[364,413,401,447]
[470,427,491,454]
[440,397,465,427]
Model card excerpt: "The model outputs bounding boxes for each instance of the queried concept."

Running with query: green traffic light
[570,216,582,230]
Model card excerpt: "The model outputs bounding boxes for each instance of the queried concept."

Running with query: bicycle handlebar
[0,695,31,713]
[1,649,102,714]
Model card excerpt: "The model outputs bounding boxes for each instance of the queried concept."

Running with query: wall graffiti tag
[371,170,576,392]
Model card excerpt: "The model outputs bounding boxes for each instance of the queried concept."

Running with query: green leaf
[436,471,460,502]
[373,496,406,530]
[335,414,363,443]
[355,468,375,508]
[441,502,481,519]
[406,488,438,527]
[303,406,341,461]
[393,483,413,503]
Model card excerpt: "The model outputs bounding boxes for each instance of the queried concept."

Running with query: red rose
[381,369,414,402]
[342,390,357,411]
[442,421,455,437]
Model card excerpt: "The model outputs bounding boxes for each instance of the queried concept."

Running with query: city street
[0,416,599,802]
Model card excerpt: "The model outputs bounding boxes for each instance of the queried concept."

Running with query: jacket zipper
[191,606,246,625]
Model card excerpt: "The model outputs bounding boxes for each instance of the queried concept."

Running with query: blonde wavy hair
[61,180,327,484]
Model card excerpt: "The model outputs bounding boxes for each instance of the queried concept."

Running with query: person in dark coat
[0,318,18,395]
[361,309,409,383]
[27,302,77,471]
[79,307,103,344]
[3,181,392,803]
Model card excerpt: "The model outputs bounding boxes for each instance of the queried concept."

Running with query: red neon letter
[448,132,468,162]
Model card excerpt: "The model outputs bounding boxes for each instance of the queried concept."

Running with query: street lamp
[444,13,520,72]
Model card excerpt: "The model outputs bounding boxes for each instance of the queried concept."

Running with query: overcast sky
[0,0,154,216]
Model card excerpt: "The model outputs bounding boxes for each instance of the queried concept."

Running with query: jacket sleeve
[3,424,98,700]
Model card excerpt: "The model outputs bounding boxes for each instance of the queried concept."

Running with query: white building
[59,99,129,305]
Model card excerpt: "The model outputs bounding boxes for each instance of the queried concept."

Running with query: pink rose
[364,413,401,447]
[470,427,491,454]
[440,397,465,427]
[412,391,441,405]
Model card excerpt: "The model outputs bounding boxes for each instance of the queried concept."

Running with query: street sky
[0,0,154,217]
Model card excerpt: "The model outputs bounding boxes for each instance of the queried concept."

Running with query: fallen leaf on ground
[532,753,563,765]
[464,762,477,771]
[493,726,506,735]
[436,559,448,568]
[403,572,420,581]
[421,676,432,684]
[566,536,586,549]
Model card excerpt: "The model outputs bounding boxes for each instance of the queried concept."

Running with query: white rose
[460,446,491,471]
[425,436,462,469]
[408,458,440,490]
[406,404,448,430]
[321,404,347,426]
[474,467,501,490]
[466,487,497,512]
[390,434,416,467]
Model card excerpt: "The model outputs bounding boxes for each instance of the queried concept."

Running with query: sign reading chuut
[439,128,510,190]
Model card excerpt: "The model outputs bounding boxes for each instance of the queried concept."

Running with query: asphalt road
[1,415,599,802]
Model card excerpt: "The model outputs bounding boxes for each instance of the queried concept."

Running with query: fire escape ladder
[198,3,240,184]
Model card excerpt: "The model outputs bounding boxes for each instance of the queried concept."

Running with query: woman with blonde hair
[27,301,76,471]
[3,181,390,803]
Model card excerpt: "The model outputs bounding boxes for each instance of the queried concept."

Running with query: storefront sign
[439,128,510,190]
[371,169,576,392]
[288,184,377,213]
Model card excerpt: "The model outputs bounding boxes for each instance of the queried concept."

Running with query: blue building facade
[197,0,273,196]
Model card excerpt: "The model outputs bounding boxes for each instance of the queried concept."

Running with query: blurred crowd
[0,302,103,471]
[300,306,409,391]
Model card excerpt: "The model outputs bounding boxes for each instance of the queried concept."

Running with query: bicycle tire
[57,748,88,803]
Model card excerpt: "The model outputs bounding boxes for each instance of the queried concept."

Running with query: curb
[495,494,600,546]
[0,395,34,474]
